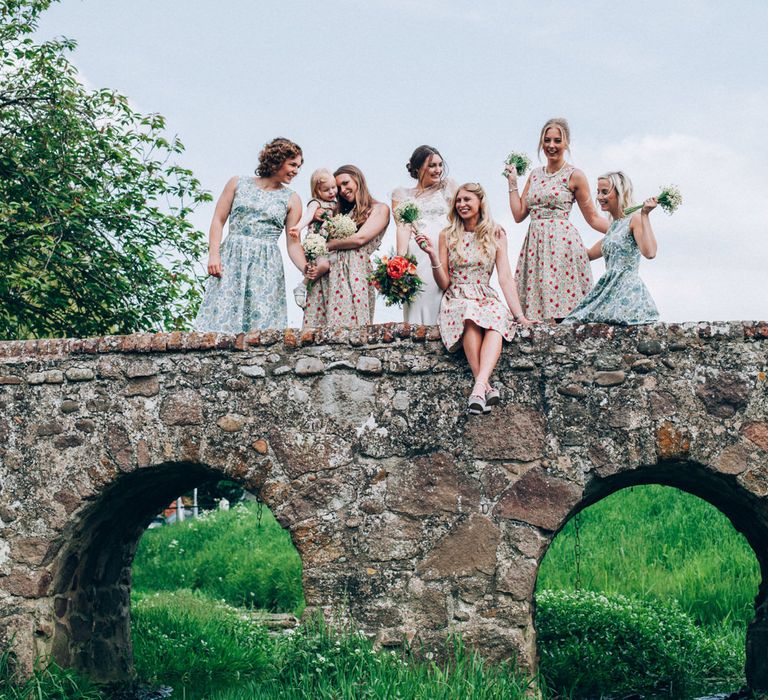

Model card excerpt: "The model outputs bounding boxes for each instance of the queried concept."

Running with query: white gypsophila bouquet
[302,232,328,262]
[624,185,683,216]
[325,214,358,240]
[501,151,532,178]
[394,201,420,225]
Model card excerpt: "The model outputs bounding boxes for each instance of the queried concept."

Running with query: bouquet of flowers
[302,232,328,293]
[368,253,423,307]
[624,185,683,216]
[395,201,428,250]
[501,151,532,178]
[302,232,328,263]
[325,213,358,240]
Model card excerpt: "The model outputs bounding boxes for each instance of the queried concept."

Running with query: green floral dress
[564,216,658,325]
[195,178,291,332]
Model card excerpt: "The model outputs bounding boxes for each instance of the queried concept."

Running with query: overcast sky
[36,0,768,327]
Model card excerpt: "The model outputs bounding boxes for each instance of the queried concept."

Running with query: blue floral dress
[195,178,291,332]
[563,216,658,325]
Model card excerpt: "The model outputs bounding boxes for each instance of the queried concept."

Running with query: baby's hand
[288,225,301,239]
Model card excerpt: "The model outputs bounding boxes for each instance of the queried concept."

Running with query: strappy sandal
[485,384,500,406]
[467,392,486,415]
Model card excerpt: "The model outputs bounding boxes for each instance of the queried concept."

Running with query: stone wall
[0,322,767,686]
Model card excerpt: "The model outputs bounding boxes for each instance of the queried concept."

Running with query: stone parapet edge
[0,321,766,359]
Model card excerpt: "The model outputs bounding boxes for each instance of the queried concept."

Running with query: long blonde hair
[445,183,497,267]
[598,171,634,220]
[537,118,571,160]
[334,164,375,227]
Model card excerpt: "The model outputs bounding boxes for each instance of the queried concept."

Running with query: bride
[392,145,457,325]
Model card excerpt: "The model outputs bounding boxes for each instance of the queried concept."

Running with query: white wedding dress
[391,180,456,325]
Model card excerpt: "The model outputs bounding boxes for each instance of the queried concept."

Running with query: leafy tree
[0,0,210,339]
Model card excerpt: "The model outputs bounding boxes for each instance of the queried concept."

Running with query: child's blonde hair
[445,183,497,267]
[310,168,336,199]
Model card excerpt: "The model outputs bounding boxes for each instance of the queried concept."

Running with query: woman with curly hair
[195,137,306,332]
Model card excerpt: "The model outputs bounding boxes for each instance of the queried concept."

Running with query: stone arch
[531,458,768,690]
[48,460,275,682]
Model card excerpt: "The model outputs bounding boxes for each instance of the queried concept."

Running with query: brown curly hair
[256,137,303,177]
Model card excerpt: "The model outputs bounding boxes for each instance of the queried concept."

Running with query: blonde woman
[418,183,533,415]
[505,118,609,321]
[564,171,659,324]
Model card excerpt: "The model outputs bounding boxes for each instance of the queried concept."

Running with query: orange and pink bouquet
[368,252,423,307]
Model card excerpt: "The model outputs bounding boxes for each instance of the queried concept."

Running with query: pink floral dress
[325,213,383,327]
[515,164,593,320]
[438,230,516,353]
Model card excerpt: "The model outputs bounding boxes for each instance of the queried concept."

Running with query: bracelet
[431,262,443,269]
[508,187,518,192]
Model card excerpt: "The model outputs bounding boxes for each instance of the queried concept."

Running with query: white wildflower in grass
[325,213,357,240]
[624,184,683,216]
[394,201,420,225]
[502,151,532,177]
[302,232,328,262]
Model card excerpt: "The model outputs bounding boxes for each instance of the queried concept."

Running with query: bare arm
[571,169,609,234]
[587,239,603,261]
[504,166,531,223]
[630,198,658,259]
[283,192,307,271]
[416,229,450,290]
[206,176,238,277]
[288,200,320,239]
[495,234,531,323]
[327,203,390,250]
[391,194,413,256]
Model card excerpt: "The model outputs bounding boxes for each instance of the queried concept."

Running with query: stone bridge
[1,322,767,687]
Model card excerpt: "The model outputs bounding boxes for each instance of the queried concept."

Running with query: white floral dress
[515,164,593,320]
[391,180,456,325]
[195,178,291,332]
[438,230,516,352]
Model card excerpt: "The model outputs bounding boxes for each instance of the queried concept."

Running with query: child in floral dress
[418,183,533,415]
[288,168,338,310]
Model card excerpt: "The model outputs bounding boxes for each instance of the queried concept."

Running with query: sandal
[467,392,486,415]
[485,384,500,406]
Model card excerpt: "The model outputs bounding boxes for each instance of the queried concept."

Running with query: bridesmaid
[417,183,533,415]
[505,118,608,321]
[564,171,659,324]
[307,165,389,327]
[195,137,306,332]
[391,145,457,324]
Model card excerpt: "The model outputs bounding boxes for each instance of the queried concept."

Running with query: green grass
[132,502,304,614]
[537,484,761,628]
[165,619,536,700]
[0,649,101,700]
[131,590,272,683]
[536,589,743,697]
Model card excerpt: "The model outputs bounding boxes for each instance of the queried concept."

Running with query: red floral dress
[515,164,593,320]
[438,230,516,352]
[325,218,383,327]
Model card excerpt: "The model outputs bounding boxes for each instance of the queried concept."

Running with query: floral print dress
[516,164,593,320]
[391,181,455,325]
[325,212,383,327]
[438,230,516,353]
[195,178,291,332]
[563,216,659,324]
[302,199,337,328]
